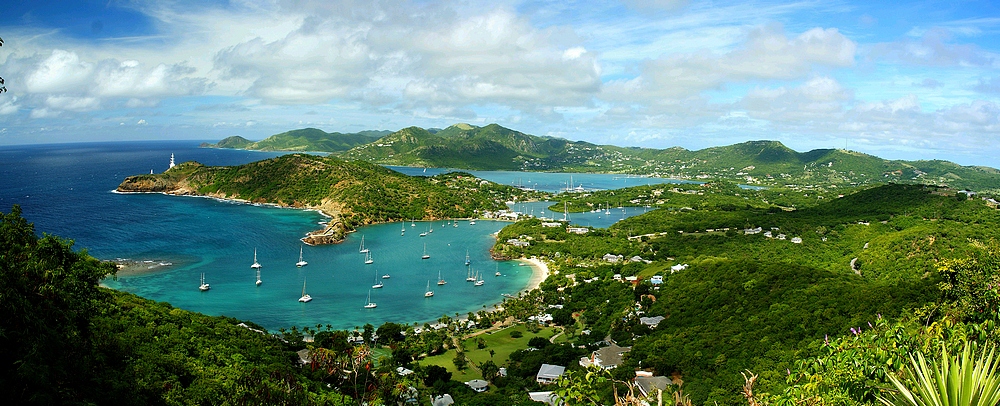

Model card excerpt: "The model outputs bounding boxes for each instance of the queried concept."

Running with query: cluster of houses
[744,226,802,243]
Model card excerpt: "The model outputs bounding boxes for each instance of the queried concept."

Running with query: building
[603,253,623,263]
[579,342,631,370]
[431,394,455,406]
[536,364,566,384]
[649,275,663,285]
[541,222,562,227]
[640,316,665,328]
[528,391,560,405]
[790,237,803,244]
[466,379,489,393]
[566,227,589,234]
[634,375,674,398]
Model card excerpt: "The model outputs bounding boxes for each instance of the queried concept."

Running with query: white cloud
[604,24,856,103]
[741,76,852,123]
[25,50,95,94]
[869,28,998,67]
[45,96,100,112]
[0,97,19,115]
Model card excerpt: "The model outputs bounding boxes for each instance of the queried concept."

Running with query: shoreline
[515,256,549,292]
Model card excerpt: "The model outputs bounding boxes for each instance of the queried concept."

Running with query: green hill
[205,124,1000,191]
[116,154,535,244]
[202,128,390,152]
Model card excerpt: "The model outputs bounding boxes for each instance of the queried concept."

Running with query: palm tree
[879,344,1000,406]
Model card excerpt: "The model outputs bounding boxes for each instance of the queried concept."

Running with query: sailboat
[372,269,383,289]
[421,243,430,259]
[424,280,434,297]
[428,223,433,233]
[474,269,484,286]
[466,266,476,282]
[364,290,377,309]
[469,219,476,225]
[437,270,447,285]
[298,279,312,302]
[255,268,262,286]
[465,250,471,266]
[359,235,369,254]
[250,248,261,269]
[296,245,308,267]
[495,263,501,277]
[365,251,374,264]
[401,223,405,236]
[411,219,415,227]
[199,273,210,291]
[382,273,391,279]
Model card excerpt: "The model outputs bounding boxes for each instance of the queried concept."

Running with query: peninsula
[117,154,538,244]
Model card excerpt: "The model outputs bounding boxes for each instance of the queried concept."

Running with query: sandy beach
[516,256,550,292]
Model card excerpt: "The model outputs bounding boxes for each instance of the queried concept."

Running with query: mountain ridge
[204,124,1000,191]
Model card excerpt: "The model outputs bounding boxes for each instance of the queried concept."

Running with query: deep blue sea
[0,141,652,330]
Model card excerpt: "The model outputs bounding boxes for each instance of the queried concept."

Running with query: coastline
[516,256,549,292]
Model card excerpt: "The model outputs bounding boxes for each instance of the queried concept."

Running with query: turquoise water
[508,201,655,229]
[387,165,697,193]
[0,141,651,331]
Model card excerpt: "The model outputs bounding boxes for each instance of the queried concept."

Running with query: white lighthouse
[169,153,176,169]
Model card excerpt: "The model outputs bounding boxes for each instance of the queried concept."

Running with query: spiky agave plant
[879,344,1000,406]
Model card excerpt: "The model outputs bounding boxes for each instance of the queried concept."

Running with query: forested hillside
[117,154,539,243]
[494,183,1000,405]
[0,206,350,405]
[206,123,1000,191]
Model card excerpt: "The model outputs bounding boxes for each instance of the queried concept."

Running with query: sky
[0,0,998,167]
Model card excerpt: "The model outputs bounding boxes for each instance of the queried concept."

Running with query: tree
[0,36,6,94]
[423,365,452,386]
[0,205,117,403]
[879,344,1000,406]
[480,360,501,382]
[453,351,469,371]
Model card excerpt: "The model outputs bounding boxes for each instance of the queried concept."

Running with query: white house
[536,364,566,384]
[640,316,665,328]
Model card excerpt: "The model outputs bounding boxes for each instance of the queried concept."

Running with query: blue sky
[0,0,998,166]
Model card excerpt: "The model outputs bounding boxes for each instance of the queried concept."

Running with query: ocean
[0,141,651,330]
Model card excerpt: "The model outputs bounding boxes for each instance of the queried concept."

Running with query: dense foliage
[0,206,351,405]
[493,183,1000,405]
[215,123,1000,191]
[118,154,541,232]
[202,128,389,152]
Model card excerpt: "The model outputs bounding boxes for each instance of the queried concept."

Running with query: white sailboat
[495,263,501,277]
[469,219,476,225]
[250,248,261,269]
[255,268,262,286]
[359,235,369,253]
[298,279,312,302]
[296,245,308,267]
[364,290,377,309]
[382,273,391,279]
[401,223,405,236]
[437,270,447,286]
[199,273,210,291]
[365,251,374,264]
[421,243,430,259]
[465,250,471,266]
[372,269,383,289]
[474,269,484,286]
[424,280,434,297]
[466,266,476,282]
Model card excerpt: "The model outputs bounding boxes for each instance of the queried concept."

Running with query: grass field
[416,324,570,383]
